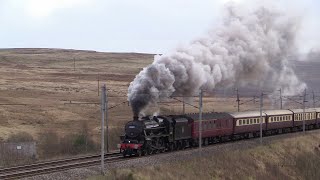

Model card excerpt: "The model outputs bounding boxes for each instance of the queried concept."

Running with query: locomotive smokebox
[133,115,139,121]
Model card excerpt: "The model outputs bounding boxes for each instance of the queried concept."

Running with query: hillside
[0,48,154,148]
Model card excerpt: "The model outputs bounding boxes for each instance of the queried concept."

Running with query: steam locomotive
[119,108,320,157]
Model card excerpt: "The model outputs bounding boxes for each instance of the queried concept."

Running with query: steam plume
[128,5,306,116]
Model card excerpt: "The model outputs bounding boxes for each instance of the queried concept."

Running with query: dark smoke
[128,5,306,116]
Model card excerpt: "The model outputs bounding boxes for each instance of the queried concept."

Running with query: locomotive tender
[119,108,320,157]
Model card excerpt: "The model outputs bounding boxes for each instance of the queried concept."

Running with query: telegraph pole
[236,88,240,112]
[260,92,263,144]
[98,74,100,96]
[182,97,185,114]
[105,85,109,153]
[100,85,106,175]
[279,89,283,109]
[303,88,307,134]
[312,90,315,108]
[199,89,203,152]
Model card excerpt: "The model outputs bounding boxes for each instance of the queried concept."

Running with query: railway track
[0,152,122,180]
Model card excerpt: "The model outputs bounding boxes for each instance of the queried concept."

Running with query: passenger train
[118,108,320,157]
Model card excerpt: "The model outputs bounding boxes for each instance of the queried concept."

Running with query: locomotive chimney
[133,115,139,121]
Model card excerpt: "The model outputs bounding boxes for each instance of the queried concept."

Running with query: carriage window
[239,120,242,126]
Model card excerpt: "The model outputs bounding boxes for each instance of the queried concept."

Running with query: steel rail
[0,155,122,180]
[0,152,120,174]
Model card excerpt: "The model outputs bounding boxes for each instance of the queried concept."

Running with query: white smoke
[307,48,320,61]
[128,5,307,116]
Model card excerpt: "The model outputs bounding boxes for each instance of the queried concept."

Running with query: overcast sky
[0,0,319,54]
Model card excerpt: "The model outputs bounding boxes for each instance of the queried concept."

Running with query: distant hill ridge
[0,48,155,56]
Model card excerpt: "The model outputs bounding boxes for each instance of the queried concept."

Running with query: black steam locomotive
[119,115,193,157]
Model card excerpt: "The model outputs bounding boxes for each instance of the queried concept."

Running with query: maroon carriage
[290,109,317,130]
[264,110,293,133]
[188,112,233,144]
[230,111,267,138]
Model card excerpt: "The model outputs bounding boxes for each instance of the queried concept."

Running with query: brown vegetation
[37,121,98,158]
